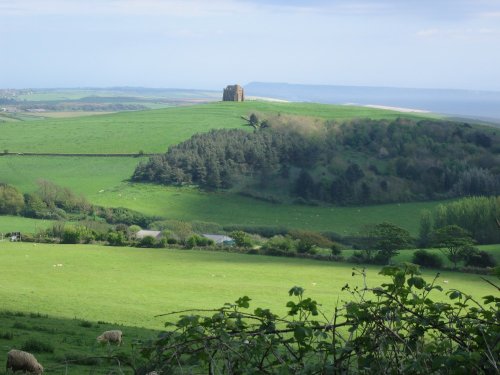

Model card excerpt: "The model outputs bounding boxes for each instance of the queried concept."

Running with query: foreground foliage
[138,264,499,374]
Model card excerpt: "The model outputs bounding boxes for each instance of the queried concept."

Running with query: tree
[294,169,315,199]
[0,183,24,215]
[418,209,432,248]
[230,231,253,248]
[362,222,412,264]
[431,225,475,268]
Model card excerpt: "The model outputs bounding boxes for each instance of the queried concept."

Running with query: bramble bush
[136,264,499,374]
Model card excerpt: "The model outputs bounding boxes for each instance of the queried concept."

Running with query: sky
[1,0,500,91]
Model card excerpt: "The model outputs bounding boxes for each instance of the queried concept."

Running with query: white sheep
[97,330,123,345]
[6,349,44,374]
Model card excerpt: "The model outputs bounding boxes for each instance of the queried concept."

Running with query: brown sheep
[6,349,44,374]
[96,329,122,345]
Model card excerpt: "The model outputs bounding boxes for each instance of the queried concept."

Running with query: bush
[464,250,497,268]
[138,264,500,374]
[262,235,296,254]
[107,231,127,246]
[185,235,214,249]
[412,249,444,268]
[139,235,156,248]
[62,226,80,244]
[231,231,253,248]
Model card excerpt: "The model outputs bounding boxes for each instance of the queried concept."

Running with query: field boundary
[0,152,159,157]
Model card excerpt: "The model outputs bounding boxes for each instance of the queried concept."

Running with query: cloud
[479,11,500,18]
[416,28,440,37]
[0,0,394,17]
[416,27,499,38]
[0,0,258,17]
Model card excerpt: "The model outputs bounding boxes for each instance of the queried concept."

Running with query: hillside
[0,101,484,234]
[133,116,500,205]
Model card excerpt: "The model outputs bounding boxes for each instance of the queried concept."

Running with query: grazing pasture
[0,242,494,330]
[0,216,53,234]
[0,101,433,154]
[0,310,156,374]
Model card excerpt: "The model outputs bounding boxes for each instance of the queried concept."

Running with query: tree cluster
[419,195,500,245]
[133,116,500,205]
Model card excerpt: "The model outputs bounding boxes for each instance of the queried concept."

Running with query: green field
[0,242,495,330]
[0,101,433,154]
[0,216,53,234]
[0,311,156,374]
[0,241,497,373]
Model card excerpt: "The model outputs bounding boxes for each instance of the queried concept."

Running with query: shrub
[464,250,497,268]
[107,231,127,246]
[185,235,214,249]
[139,235,156,248]
[61,226,80,244]
[262,235,296,254]
[230,231,253,248]
[21,338,54,353]
[139,264,500,374]
[412,249,444,268]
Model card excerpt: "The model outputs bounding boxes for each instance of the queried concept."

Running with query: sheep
[96,330,123,345]
[6,349,44,374]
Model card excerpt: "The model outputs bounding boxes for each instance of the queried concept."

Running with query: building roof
[136,230,162,239]
[202,234,234,244]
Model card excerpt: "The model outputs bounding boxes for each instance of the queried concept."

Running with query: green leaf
[449,290,461,300]
[408,276,425,289]
[288,286,304,297]
[235,296,251,309]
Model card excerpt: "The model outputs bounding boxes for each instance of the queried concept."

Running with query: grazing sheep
[96,330,123,345]
[6,349,44,374]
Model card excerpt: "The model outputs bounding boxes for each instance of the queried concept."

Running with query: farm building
[135,230,162,240]
[202,234,235,246]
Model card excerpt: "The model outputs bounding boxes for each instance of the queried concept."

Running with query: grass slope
[0,101,433,154]
[0,311,156,374]
[0,243,494,330]
[0,216,53,234]
[0,155,442,234]
[92,184,443,234]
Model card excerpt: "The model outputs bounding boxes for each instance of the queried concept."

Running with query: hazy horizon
[2,0,500,91]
